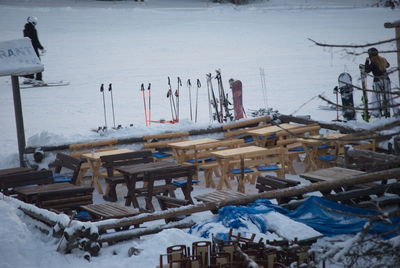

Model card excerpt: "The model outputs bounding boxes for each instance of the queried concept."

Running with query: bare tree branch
[318,94,400,111]
[346,49,400,56]
[308,37,400,48]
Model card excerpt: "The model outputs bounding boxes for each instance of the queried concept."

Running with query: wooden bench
[143,131,189,161]
[0,169,53,195]
[100,150,154,202]
[69,139,118,184]
[51,153,83,184]
[156,195,191,223]
[223,115,270,144]
[256,175,302,204]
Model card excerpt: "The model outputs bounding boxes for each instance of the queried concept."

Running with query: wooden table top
[80,203,140,219]
[81,148,134,161]
[117,161,195,176]
[246,123,299,136]
[168,138,218,149]
[211,145,268,158]
[14,182,93,195]
[195,190,247,203]
[297,133,348,144]
[300,167,366,183]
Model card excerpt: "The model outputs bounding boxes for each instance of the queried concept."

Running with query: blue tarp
[190,197,400,239]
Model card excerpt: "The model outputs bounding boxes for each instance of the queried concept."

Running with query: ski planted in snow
[206,73,221,123]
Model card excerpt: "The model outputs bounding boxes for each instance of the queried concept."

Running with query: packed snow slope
[0,0,398,168]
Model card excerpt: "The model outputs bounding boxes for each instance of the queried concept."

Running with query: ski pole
[206,74,212,122]
[334,86,340,121]
[100,84,107,129]
[167,76,177,122]
[108,83,116,129]
[148,83,151,125]
[187,79,192,121]
[195,79,201,123]
[176,77,182,122]
[141,83,148,126]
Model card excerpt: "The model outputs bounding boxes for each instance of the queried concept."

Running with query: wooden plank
[211,146,267,158]
[246,124,298,135]
[168,138,218,149]
[195,190,247,203]
[0,167,33,176]
[81,148,134,161]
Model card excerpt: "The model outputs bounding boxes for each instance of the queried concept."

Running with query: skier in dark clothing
[23,16,45,82]
[364,47,399,117]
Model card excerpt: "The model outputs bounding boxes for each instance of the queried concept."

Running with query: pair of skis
[166,77,181,123]
[187,78,202,122]
[99,83,120,131]
[206,70,233,123]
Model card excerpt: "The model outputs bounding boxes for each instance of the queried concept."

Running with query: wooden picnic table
[81,148,134,194]
[211,145,269,192]
[246,123,299,147]
[296,133,347,171]
[117,161,196,211]
[300,167,366,186]
[168,138,219,163]
[14,182,94,209]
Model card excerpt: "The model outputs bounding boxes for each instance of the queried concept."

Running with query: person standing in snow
[365,47,399,117]
[23,16,45,82]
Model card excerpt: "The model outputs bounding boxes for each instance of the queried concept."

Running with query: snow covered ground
[0,1,399,267]
[0,0,398,167]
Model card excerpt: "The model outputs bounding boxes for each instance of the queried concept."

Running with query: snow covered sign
[0,38,44,76]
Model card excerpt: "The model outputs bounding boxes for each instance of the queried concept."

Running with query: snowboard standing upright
[230,79,245,120]
[337,72,355,121]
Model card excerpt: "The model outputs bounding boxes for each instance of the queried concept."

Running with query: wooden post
[384,20,400,86]
[11,75,27,167]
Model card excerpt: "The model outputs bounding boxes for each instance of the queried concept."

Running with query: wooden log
[18,206,59,227]
[99,220,195,244]
[94,167,400,231]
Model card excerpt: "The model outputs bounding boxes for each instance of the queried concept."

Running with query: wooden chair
[223,115,270,145]
[100,150,153,202]
[69,139,118,185]
[192,241,213,267]
[143,131,189,161]
[51,153,83,184]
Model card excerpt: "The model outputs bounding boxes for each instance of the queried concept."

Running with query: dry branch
[308,37,400,48]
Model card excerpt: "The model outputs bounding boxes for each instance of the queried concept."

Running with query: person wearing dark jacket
[364,47,398,117]
[23,16,45,82]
